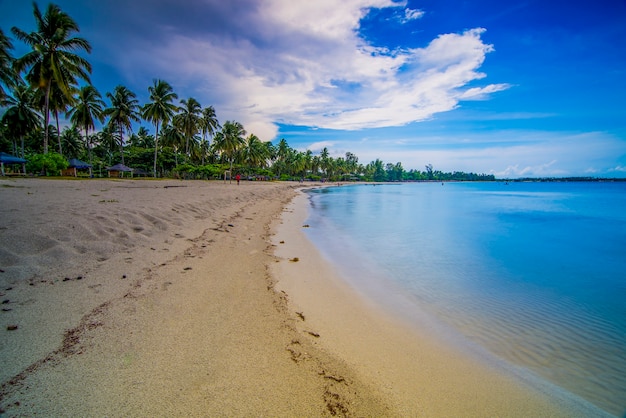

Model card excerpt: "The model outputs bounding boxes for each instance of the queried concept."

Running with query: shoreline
[272,188,608,416]
[0,178,610,416]
[0,178,390,416]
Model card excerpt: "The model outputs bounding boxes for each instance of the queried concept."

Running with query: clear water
[304,182,626,416]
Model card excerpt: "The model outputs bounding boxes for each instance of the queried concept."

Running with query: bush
[26,152,68,176]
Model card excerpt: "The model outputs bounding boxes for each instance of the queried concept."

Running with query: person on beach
[236,173,241,185]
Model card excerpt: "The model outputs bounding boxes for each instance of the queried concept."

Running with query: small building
[0,152,27,176]
[106,163,134,178]
[62,158,93,177]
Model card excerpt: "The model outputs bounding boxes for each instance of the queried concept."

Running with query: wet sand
[272,189,606,417]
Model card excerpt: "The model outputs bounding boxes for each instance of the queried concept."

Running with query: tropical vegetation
[0,2,495,182]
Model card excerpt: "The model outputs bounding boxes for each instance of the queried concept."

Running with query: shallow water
[304,182,626,416]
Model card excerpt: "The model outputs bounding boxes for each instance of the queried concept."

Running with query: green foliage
[26,152,68,175]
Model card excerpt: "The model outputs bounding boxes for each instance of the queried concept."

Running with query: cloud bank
[96,0,508,140]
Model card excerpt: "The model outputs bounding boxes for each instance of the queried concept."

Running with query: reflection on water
[305,182,626,416]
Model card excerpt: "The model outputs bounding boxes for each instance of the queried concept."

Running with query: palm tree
[142,79,178,177]
[174,97,202,157]
[60,125,82,158]
[213,120,245,182]
[242,133,269,172]
[0,28,16,104]
[42,79,76,155]
[1,84,42,158]
[67,85,105,165]
[199,105,220,164]
[104,85,140,165]
[94,123,119,165]
[161,123,185,167]
[12,3,91,154]
[128,126,154,148]
[320,147,331,179]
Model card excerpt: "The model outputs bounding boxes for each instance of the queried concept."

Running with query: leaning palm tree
[104,85,140,165]
[67,85,105,165]
[173,97,202,157]
[1,84,42,158]
[213,120,246,182]
[142,79,178,177]
[0,28,16,104]
[12,3,91,154]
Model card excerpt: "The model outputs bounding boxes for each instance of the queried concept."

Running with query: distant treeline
[502,177,626,182]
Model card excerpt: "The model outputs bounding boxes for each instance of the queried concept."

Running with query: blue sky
[2,0,625,177]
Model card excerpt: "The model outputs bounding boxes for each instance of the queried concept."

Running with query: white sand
[0,178,389,416]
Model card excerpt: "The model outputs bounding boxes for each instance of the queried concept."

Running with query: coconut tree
[94,123,119,166]
[60,125,82,158]
[1,84,42,158]
[11,3,91,154]
[67,85,105,165]
[213,120,245,182]
[40,79,76,155]
[198,105,220,165]
[142,79,178,177]
[128,126,154,149]
[161,123,185,167]
[242,133,269,173]
[104,85,140,165]
[173,97,202,158]
[0,28,16,104]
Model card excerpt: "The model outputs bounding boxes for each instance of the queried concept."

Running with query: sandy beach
[0,178,597,416]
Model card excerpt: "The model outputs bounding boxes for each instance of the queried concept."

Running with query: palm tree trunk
[55,109,63,156]
[153,122,160,178]
[119,125,125,165]
[85,128,92,165]
[44,83,51,154]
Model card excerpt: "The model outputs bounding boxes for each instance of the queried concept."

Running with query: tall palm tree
[67,84,105,165]
[12,3,91,154]
[242,133,269,171]
[0,28,16,104]
[40,79,76,155]
[199,105,220,164]
[1,84,42,158]
[213,120,245,182]
[94,123,119,165]
[104,85,140,165]
[60,125,82,158]
[142,79,178,177]
[161,123,185,167]
[174,97,201,157]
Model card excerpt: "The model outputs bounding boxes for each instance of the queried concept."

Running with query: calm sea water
[304,182,626,416]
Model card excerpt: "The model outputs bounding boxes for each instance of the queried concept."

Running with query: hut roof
[106,163,133,172]
[68,158,92,169]
[0,152,27,164]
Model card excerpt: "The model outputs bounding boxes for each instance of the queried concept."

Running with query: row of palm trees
[3,3,491,182]
[0,3,364,180]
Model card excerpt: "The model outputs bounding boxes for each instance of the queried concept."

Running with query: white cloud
[402,8,425,23]
[306,141,336,153]
[107,1,507,141]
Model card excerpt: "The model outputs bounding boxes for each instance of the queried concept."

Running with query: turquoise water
[304,182,626,416]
